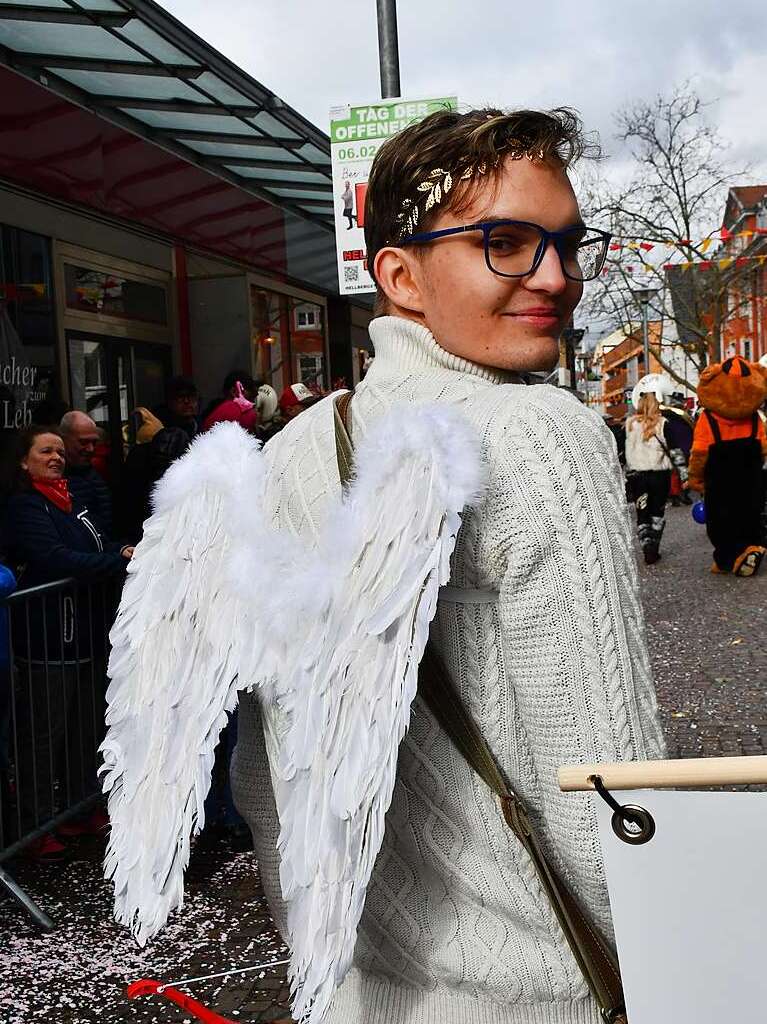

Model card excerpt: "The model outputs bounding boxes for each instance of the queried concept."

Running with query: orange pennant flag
[719,257,734,270]
[699,238,713,253]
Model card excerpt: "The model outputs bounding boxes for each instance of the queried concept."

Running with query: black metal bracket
[591,775,656,846]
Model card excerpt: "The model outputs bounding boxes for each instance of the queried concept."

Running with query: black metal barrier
[0,573,122,929]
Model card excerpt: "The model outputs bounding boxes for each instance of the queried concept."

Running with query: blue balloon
[692,500,706,525]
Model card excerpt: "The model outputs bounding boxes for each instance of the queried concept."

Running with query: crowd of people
[0,370,323,861]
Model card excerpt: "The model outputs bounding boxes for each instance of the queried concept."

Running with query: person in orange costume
[688,356,767,576]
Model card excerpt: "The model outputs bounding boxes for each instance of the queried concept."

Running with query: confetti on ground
[1,831,290,1023]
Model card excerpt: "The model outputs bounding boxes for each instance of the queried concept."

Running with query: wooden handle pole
[558,755,767,792]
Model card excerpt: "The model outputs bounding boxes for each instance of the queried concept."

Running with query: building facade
[0,1,372,468]
[591,324,662,421]
[718,185,767,362]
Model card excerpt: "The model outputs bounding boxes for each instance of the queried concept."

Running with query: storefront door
[67,331,171,472]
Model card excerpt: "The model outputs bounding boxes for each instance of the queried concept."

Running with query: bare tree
[582,84,752,390]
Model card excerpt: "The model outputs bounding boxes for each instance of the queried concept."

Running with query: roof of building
[0,0,334,233]
[723,185,767,228]
[731,185,767,208]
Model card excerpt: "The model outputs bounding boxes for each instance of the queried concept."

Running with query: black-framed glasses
[399,219,612,282]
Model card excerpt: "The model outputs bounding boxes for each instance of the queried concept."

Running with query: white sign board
[329,96,457,295]
[596,789,767,1021]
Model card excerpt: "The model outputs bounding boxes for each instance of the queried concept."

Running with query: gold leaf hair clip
[394,140,549,241]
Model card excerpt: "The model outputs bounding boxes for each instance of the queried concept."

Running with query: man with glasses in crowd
[234,106,666,1024]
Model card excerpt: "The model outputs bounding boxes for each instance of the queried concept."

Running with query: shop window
[251,287,327,393]
[0,225,56,429]
[64,264,168,325]
[251,285,287,388]
[743,339,752,361]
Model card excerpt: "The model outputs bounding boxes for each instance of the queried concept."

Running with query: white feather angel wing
[251,404,485,1024]
[101,399,484,1024]
[101,422,265,945]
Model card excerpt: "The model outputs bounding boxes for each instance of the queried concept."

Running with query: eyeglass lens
[486,224,607,281]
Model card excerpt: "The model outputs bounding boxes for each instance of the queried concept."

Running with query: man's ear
[374,246,427,315]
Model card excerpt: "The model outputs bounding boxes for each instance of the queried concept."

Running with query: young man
[104,107,664,1024]
[232,108,665,1023]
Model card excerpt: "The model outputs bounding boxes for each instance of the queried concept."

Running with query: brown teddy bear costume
[688,356,767,575]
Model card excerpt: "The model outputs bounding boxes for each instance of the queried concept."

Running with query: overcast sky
[162,0,767,183]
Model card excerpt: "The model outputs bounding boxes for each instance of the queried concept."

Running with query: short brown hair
[364,106,595,307]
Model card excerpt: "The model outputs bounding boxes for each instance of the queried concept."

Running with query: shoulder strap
[332,395,627,1024]
[419,647,626,1023]
[333,391,354,486]
[704,410,722,444]
[654,428,673,462]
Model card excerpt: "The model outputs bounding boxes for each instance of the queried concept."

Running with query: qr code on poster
[344,265,359,284]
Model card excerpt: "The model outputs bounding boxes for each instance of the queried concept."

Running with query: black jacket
[2,490,125,660]
[67,465,113,538]
[3,490,125,589]
[115,427,190,543]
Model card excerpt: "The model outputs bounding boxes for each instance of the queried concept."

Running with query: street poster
[595,789,767,1021]
[329,96,458,295]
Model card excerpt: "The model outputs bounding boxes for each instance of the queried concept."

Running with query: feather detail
[257,404,485,1024]
[101,401,485,1024]
[102,422,264,946]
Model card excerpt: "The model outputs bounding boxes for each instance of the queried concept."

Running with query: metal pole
[376,0,401,99]
[642,300,650,372]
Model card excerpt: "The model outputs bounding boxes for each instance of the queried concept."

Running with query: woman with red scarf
[2,426,133,860]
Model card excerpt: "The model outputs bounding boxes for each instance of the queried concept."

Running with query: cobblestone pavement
[2,501,765,1023]
[641,503,767,762]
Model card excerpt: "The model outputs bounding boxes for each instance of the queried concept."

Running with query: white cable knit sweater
[232,316,665,1024]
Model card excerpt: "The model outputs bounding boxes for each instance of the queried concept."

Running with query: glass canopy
[0,0,335,232]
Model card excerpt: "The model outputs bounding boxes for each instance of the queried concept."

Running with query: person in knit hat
[201,380,259,432]
[278,381,317,419]
[228,107,664,1024]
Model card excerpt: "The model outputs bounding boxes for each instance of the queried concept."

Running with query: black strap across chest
[705,409,758,444]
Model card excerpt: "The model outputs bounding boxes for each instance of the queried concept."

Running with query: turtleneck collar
[368,316,525,385]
